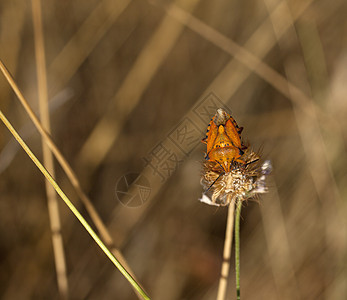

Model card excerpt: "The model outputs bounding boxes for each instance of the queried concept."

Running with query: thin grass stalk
[48,0,131,96]
[235,199,242,300]
[0,110,151,300]
[31,0,69,298]
[0,59,144,298]
[77,0,201,173]
[216,196,235,300]
[160,0,329,123]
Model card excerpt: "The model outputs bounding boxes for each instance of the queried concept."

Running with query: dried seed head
[200,148,272,206]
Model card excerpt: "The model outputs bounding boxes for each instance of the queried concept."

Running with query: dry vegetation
[0,0,347,299]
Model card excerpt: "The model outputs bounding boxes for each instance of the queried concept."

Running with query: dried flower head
[199,108,271,206]
[200,148,272,206]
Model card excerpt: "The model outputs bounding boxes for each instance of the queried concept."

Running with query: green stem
[235,199,242,300]
[0,110,150,300]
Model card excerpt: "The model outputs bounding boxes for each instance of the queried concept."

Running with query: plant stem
[216,196,235,300]
[0,110,151,300]
[235,198,242,300]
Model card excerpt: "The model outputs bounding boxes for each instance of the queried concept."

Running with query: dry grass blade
[48,0,131,97]
[260,178,299,299]
[0,0,26,101]
[77,0,201,176]
[264,0,345,297]
[159,0,325,121]
[31,0,68,298]
[0,110,150,300]
[0,59,144,298]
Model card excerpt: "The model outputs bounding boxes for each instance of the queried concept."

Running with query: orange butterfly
[202,108,247,172]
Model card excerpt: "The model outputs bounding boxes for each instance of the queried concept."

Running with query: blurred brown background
[1,0,347,299]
